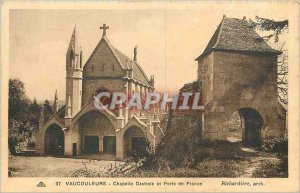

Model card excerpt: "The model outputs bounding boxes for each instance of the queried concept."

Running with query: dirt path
[238,148,281,177]
[9,156,124,177]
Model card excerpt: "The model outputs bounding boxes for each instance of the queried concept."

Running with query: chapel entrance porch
[79,111,117,156]
[123,126,147,157]
[44,124,64,155]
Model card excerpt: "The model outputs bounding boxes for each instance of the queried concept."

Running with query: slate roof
[84,36,151,85]
[109,43,151,85]
[196,17,281,60]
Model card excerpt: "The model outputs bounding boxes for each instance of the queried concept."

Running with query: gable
[83,39,124,78]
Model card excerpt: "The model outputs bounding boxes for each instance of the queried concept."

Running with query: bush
[27,142,35,149]
[262,137,288,155]
[252,159,288,178]
[195,160,241,177]
[155,138,244,169]
[123,159,242,177]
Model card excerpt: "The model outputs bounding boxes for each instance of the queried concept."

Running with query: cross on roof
[100,24,109,37]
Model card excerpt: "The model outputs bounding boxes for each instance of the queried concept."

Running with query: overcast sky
[9,4,289,101]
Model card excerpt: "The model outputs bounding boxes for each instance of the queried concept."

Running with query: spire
[67,25,79,55]
[53,90,58,114]
[150,75,155,87]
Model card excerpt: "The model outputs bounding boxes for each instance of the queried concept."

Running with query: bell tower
[65,25,83,118]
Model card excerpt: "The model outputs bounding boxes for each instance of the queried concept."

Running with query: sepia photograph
[1,1,299,192]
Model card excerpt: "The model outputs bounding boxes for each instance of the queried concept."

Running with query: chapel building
[35,25,164,160]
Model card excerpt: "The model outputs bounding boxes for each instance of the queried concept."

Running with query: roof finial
[100,24,109,37]
[53,90,58,113]
[223,14,226,19]
[243,16,246,21]
[133,45,138,62]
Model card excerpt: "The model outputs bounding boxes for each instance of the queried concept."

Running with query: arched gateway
[228,108,263,147]
[44,124,64,155]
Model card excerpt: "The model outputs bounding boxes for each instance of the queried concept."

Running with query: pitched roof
[196,17,281,60]
[84,36,151,85]
[109,43,151,85]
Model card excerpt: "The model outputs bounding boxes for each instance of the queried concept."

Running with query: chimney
[243,16,246,21]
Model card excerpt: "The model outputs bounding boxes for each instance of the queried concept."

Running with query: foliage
[252,158,288,178]
[28,98,42,131]
[9,78,53,152]
[43,100,53,122]
[154,112,244,169]
[9,79,31,129]
[249,16,288,42]
[277,50,288,104]
[249,16,288,104]
[122,159,242,177]
[262,137,288,155]
[156,138,244,169]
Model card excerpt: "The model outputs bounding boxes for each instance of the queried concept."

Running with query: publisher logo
[37,181,46,187]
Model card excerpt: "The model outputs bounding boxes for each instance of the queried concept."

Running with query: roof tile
[196,17,280,60]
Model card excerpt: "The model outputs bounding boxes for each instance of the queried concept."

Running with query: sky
[9,4,289,101]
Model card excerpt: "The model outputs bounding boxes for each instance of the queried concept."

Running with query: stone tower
[196,16,286,146]
[65,26,83,118]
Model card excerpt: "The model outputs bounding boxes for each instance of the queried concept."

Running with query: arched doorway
[227,108,263,147]
[44,124,64,155]
[79,111,116,155]
[123,126,147,157]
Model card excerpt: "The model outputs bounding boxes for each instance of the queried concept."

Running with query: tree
[250,16,288,104]
[29,98,42,132]
[9,79,32,154]
[43,100,53,121]
[249,16,288,42]
[9,79,49,154]
[9,79,31,129]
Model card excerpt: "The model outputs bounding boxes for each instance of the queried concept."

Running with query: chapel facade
[35,25,164,160]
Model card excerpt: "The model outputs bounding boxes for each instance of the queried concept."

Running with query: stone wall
[198,51,286,142]
[82,39,125,106]
[82,79,125,106]
[197,53,214,104]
